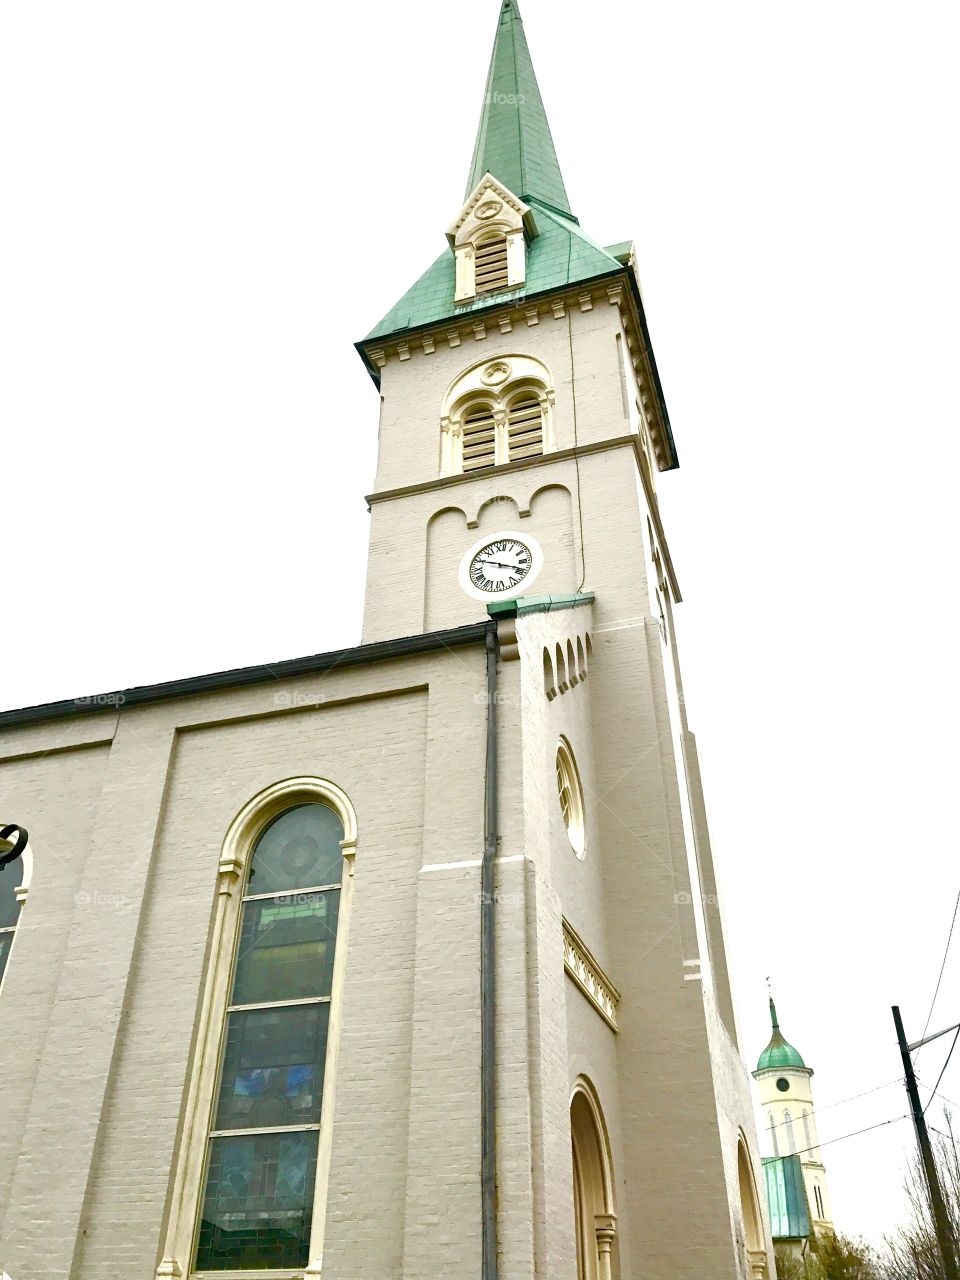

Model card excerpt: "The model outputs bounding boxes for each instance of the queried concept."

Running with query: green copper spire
[756,997,807,1073]
[465,0,573,218]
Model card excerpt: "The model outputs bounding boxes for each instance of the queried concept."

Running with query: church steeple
[465,0,573,219]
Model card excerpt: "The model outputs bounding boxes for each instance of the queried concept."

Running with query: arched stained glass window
[0,855,23,987]
[194,803,345,1273]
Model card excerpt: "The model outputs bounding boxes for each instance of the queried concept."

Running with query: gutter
[481,618,500,1280]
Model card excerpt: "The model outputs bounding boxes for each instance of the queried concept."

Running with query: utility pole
[893,1004,960,1280]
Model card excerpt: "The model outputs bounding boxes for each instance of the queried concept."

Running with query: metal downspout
[481,619,500,1280]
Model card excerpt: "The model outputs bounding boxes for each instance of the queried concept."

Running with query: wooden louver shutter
[506,394,544,461]
[474,235,509,294]
[462,404,497,472]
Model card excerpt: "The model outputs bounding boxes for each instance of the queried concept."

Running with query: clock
[459,531,543,602]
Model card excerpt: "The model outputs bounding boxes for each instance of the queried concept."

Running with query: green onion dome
[756,999,807,1072]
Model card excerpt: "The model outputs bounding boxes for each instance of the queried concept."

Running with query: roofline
[0,623,490,730]
[354,265,625,380]
[355,262,679,471]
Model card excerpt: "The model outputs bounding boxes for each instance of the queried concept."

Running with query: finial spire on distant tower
[465,0,573,217]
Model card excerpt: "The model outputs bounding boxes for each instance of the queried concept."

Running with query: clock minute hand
[481,558,521,571]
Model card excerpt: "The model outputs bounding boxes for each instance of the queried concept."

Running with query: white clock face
[459,531,544,602]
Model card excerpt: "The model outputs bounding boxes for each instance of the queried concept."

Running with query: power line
[763,1076,904,1137]
[919,1079,960,1112]
[766,1114,909,1161]
[925,1029,960,1116]
[918,890,960,1061]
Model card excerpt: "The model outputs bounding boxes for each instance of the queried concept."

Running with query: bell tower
[356,0,678,646]
[755,999,836,1234]
[354,2,774,1276]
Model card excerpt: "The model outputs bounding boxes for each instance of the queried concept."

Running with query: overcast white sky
[3,0,959,1248]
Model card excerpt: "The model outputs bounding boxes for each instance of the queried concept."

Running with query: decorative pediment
[446,172,538,248]
[446,173,538,303]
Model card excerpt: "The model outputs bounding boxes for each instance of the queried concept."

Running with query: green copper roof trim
[466,0,573,218]
[363,203,621,344]
[756,998,808,1072]
[605,241,634,264]
[487,592,595,620]
[762,1155,811,1240]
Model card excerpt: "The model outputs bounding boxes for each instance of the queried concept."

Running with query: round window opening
[556,737,586,858]
[776,1077,790,1093]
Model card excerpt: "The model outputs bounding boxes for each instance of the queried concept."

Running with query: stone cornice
[562,918,620,1031]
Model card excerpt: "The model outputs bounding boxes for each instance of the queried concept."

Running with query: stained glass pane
[194,1130,318,1271]
[0,931,15,985]
[214,1003,329,1131]
[232,891,340,1006]
[247,804,343,895]
[0,860,22,929]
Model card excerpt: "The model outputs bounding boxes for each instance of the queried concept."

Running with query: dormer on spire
[446,173,539,303]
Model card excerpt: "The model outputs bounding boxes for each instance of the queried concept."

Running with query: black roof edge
[0,622,490,730]
[354,264,679,471]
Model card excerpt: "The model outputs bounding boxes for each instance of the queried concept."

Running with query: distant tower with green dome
[754,999,835,1253]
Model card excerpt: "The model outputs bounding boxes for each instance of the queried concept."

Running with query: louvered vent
[506,394,544,461]
[462,405,497,472]
[474,235,509,294]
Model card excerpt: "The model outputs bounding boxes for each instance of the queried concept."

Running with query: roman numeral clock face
[458,531,544,602]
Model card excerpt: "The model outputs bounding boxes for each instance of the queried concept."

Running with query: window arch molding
[570,1076,618,1280]
[439,355,556,475]
[156,776,358,1280]
[736,1131,768,1278]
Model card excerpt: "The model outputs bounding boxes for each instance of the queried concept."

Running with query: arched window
[473,231,509,294]
[0,827,30,993]
[193,802,346,1273]
[570,1082,618,1280]
[439,356,555,476]
[768,1111,780,1157]
[813,1183,825,1220]
[784,1108,796,1155]
[556,737,586,859]
[0,858,23,987]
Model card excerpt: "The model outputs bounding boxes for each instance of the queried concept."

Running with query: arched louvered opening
[461,403,497,473]
[506,391,544,461]
[474,232,509,294]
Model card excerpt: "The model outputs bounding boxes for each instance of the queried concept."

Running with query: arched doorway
[737,1134,768,1279]
[570,1082,617,1280]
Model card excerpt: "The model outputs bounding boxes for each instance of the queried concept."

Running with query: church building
[755,1000,836,1256]
[0,3,777,1277]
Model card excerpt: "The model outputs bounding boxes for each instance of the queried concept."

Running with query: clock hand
[480,557,524,571]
